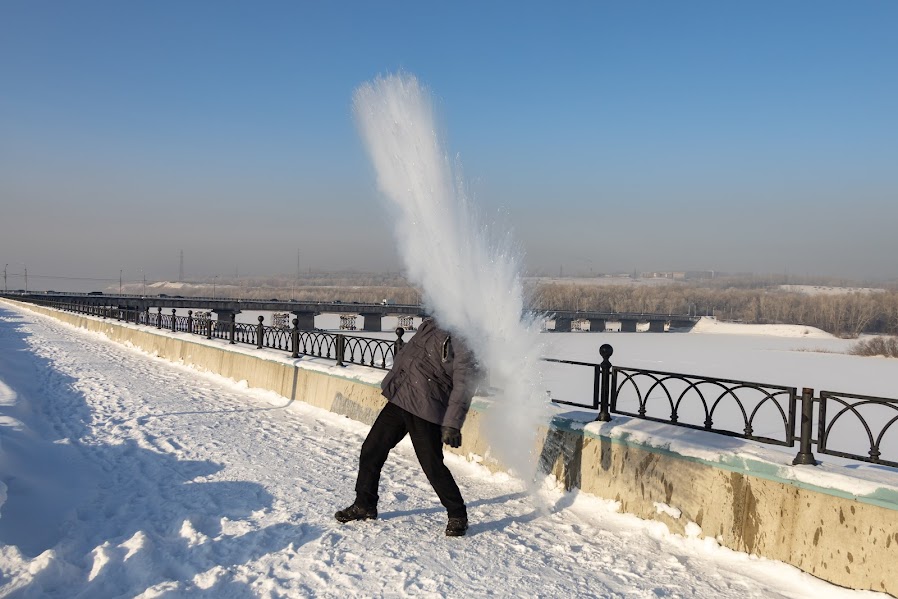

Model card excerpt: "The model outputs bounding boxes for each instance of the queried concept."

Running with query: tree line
[527,281,898,338]
[125,272,898,339]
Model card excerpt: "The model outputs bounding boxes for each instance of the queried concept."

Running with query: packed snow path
[0,304,882,598]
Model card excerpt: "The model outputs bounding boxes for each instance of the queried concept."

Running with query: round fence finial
[258,315,264,323]
[395,327,405,339]
[599,343,613,360]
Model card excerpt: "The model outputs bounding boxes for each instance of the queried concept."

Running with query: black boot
[445,516,468,537]
[335,504,378,523]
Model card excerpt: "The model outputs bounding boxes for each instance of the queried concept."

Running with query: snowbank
[691,316,834,339]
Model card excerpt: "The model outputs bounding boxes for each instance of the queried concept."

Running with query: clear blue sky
[2,1,897,288]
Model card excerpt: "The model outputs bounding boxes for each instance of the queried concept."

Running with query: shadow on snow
[0,307,321,597]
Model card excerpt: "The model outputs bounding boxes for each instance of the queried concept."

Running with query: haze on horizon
[2,1,897,292]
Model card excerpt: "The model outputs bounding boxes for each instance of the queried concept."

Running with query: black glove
[441,426,462,448]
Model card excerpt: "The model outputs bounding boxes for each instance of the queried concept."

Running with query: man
[335,317,478,537]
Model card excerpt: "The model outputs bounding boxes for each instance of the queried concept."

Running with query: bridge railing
[542,344,897,469]
[23,297,406,372]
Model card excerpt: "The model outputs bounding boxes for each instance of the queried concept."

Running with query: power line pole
[293,249,300,301]
[3,264,7,292]
[179,250,184,282]
[119,269,123,294]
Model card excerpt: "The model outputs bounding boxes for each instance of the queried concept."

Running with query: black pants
[355,402,467,519]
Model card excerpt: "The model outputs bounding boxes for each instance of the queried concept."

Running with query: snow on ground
[0,303,888,597]
[690,316,835,338]
[541,319,897,400]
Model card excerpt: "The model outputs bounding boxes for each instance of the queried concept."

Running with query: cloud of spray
[352,72,552,484]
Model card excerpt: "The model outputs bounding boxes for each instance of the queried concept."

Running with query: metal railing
[612,367,797,447]
[9,295,896,468]
[543,344,897,468]
[24,298,405,371]
[816,391,898,467]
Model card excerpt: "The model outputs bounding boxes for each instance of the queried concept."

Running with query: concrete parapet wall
[535,424,897,596]
[6,299,896,596]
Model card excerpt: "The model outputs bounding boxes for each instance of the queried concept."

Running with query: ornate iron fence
[542,344,897,469]
[817,391,898,468]
[234,322,258,345]
[611,367,797,446]
[542,344,613,421]
[342,329,406,368]
[24,298,405,372]
[295,330,338,360]
[263,325,293,351]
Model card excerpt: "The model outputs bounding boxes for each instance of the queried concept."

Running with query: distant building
[641,271,686,280]
[640,271,713,281]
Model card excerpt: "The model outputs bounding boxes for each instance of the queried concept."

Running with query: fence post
[207,315,213,339]
[171,309,177,332]
[793,387,817,465]
[257,316,264,349]
[187,310,193,334]
[157,307,162,329]
[144,307,150,326]
[291,318,299,358]
[394,327,405,355]
[229,313,236,344]
[596,343,613,422]
[336,334,345,366]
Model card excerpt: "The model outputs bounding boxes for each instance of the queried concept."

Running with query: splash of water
[352,72,552,485]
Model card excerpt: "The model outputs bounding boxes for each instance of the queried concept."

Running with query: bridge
[0,291,700,332]
[545,310,698,332]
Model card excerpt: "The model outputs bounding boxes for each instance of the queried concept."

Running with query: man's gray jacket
[380,318,478,430]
